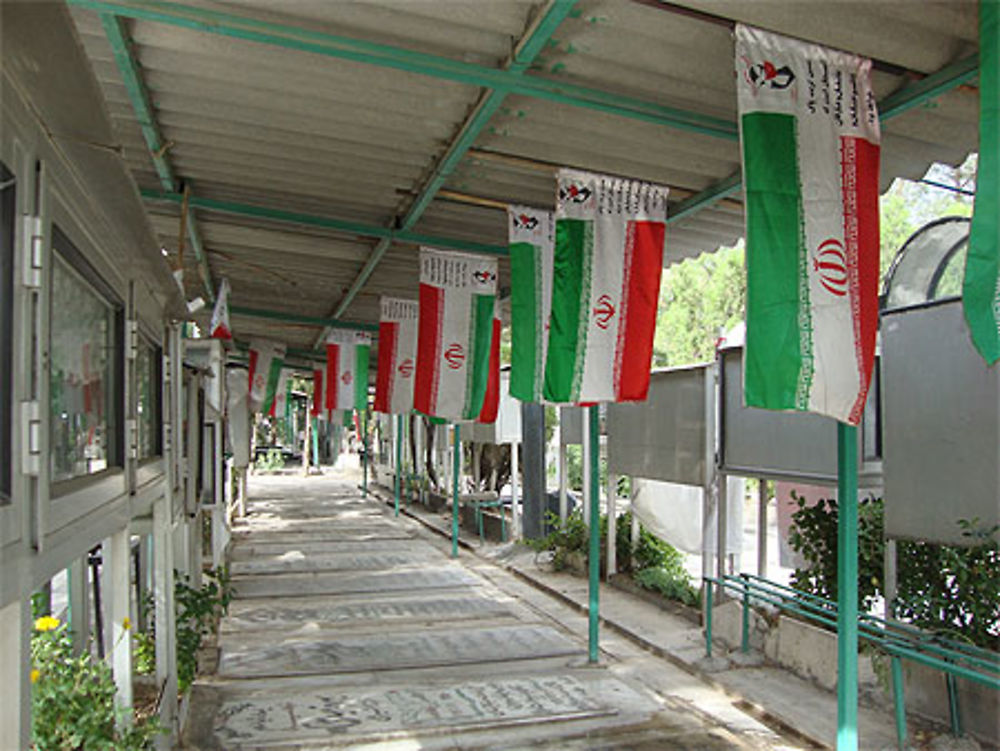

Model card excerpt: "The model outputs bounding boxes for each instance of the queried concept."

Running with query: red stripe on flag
[325,344,340,411]
[477,318,502,423]
[247,350,258,393]
[414,283,444,415]
[312,369,323,416]
[614,220,665,401]
[374,321,398,413]
[841,136,880,425]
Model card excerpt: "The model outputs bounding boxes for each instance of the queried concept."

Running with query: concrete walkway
[183,472,812,750]
[385,485,958,751]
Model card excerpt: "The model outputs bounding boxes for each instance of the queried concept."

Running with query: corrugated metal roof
[66,0,981,356]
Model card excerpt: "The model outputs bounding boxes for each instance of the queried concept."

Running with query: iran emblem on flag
[543,169,668,404]
[736,24,880,425]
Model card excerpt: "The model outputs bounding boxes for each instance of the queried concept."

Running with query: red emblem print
[444,344,465,370]
[593,294,616,329]
[814,238,849,297]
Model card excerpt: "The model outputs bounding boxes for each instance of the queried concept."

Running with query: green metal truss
[100,12,216,302]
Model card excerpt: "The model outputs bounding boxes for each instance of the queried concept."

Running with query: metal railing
[703,573,999,749]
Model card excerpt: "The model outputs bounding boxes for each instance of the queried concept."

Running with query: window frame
[135,332,163,464]
[49,224,125,492]
[0,163,14,506]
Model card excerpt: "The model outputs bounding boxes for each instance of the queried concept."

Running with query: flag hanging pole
[362,411,368,498]
[587,405,601,663]
[836,422,859,751]
[394,414,402,517]
[452,423,461,558]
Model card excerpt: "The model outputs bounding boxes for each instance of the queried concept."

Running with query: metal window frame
[0,163,14,505]
[49,224,126,489]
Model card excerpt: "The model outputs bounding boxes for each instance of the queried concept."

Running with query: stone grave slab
[192,673,650,748]
[221,592,516,634]
[230,566,480,599]
[230,549,442,576]
[218,624,581,678]
[229,539,430,561]
[231,527,413,544]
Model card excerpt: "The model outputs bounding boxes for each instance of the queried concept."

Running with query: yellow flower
[122,617,131,631]
[34,616,60,632]
[30,669,40,684]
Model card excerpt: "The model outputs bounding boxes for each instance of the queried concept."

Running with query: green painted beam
[665,53,980,226]
[878,53,979,121]
[330,0,577,321]
[100,12,215,303]
[230,305,379,332]
[141,190,507,256]
[69,0,736,140]
[100,13,173,192]
[231,339,329,363]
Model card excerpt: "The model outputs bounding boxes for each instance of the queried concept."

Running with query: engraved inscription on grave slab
[231,566,480,600]
[230,550,441,575]
[210,675,618,745]
[218,624,581,678]
[223,593,514,633]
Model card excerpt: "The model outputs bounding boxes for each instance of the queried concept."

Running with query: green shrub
[254,448,285,472]
[635,566,700,607]
[136,566,234,693]
[787,495,999,651]
[30,616,161,750]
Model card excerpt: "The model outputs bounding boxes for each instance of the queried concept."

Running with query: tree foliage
[653,242,746,368]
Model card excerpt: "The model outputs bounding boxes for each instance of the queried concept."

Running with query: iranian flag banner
[311,368,324,417]
[414,248,498,420]
[268,368,290,419]
[325,330,371,412]
[209,278,232,340]
[374,297,419,415]
[964,0,999,364]
[736,24,880,425]
[477,311,501,423]
[508,205,554,402]
[543,169,667,404]
[247,339,285,413]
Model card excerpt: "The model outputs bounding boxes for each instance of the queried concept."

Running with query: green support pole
[362,411,368,498]
[311,417,319,467]
[394,414,402,517]
[704,579,714,659]
[452,424,461,559]
[587,405,601,664]
[836,423,859,751]
[890,655,907,750]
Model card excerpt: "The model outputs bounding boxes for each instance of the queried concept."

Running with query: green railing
[703,573,1000,749]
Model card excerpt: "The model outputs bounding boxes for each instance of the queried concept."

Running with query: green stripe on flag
[742,112,810,410]
[510,240,540,401]
[964,0,1000,364]
[463,293,495,419]
[262,359,284,413]
[354,344,370,410]
[544,218,591,403]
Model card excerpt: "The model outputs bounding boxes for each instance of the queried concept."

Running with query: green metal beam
[69,0,736,141]
[231,339,329,363]
[329,0,577,322]
[141,190,508,256]
[230,305,379,332]
[99,12,215,302]
[665,53,980,226]
[878,53,979,121]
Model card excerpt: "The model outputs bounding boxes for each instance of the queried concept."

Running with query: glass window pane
[0,163,13,505]
[136,339,161,460]
[50,252,116,483]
